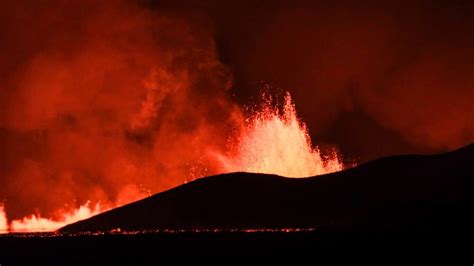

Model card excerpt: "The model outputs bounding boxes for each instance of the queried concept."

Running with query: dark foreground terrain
[1,225,473,264]
[1,144,473,264]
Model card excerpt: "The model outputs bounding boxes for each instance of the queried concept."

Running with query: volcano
[60,143,474,233]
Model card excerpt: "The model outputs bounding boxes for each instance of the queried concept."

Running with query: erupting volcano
[0,91,343,233]
[1,0,473,263]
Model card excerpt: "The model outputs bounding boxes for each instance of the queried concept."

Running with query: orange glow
[216,92,343,177]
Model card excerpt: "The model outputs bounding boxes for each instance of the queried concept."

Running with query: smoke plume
[0,0,242,219]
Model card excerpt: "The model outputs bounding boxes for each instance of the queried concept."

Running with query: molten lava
[216,93,343,177]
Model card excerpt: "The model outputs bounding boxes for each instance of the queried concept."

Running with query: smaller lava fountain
[8,202,105,233]
[0,202,108,233]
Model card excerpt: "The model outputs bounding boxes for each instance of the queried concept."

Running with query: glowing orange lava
[216,92,344,177]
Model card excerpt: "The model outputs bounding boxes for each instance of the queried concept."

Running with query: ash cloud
[0,0,242,218]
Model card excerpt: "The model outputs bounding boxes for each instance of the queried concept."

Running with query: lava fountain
[216,92,344,177]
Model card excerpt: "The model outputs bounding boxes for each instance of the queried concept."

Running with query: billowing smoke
[0,0,243,219]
